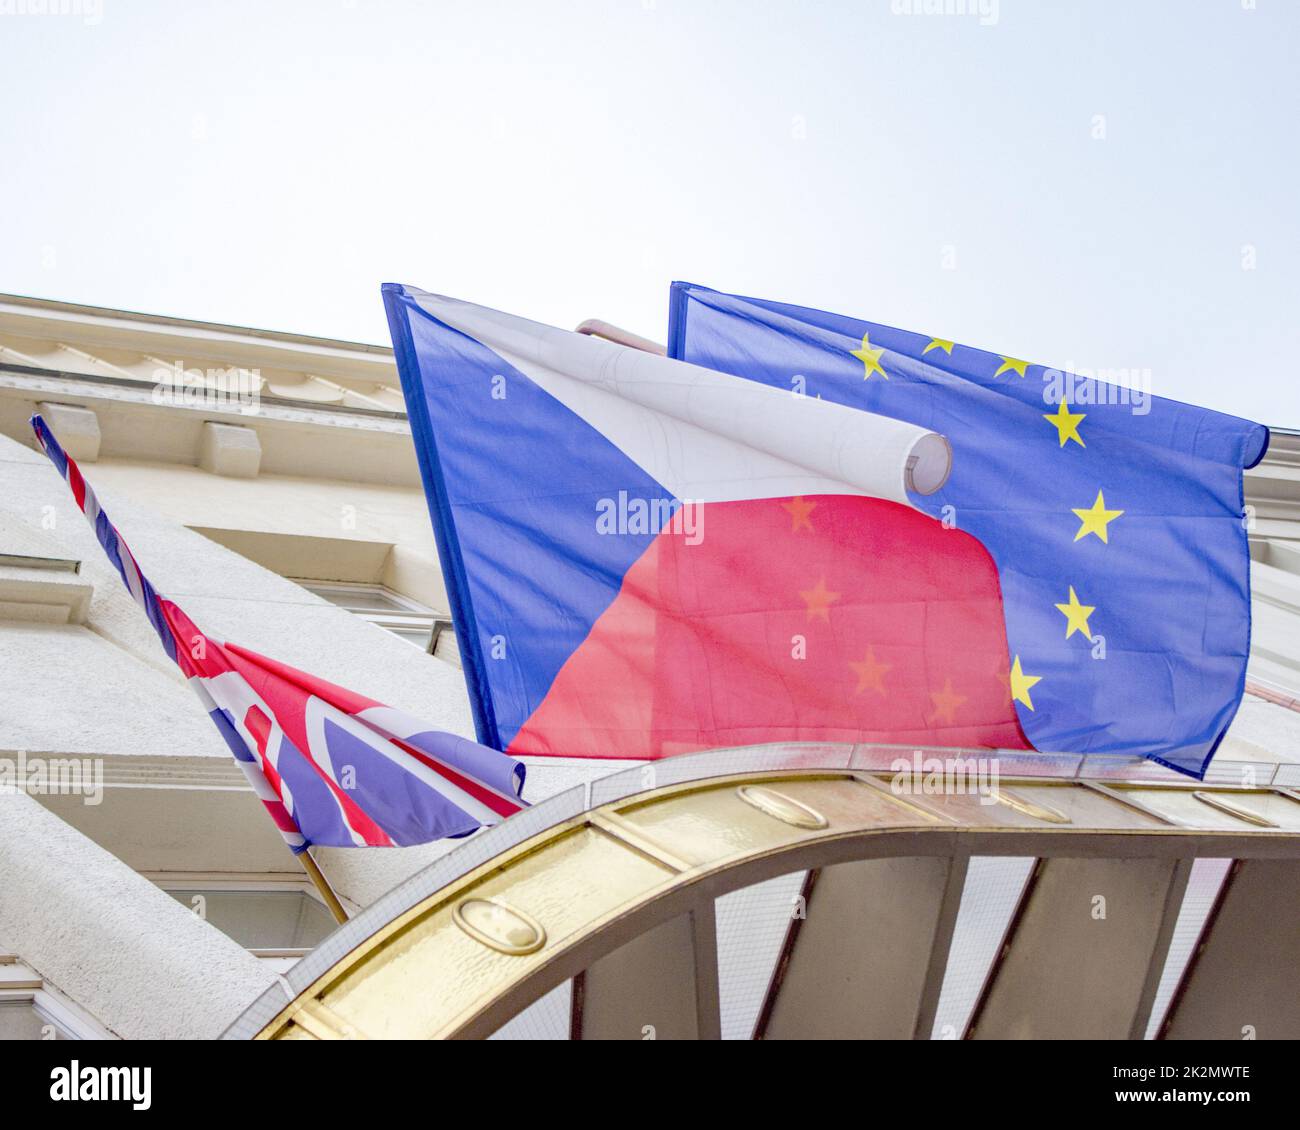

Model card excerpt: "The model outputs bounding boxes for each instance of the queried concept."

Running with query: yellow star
[1054,585,1096,640]
[1009,655,1042,711]
[1043,399,1086,448]
[923,337,954,355]
[850,333,887,380]
[928,677,968,725]
[994,355,1031,377]
[850,647,891,694]
[781,496,817,533]
[799,577,841,622]
[1072,490,1124,543]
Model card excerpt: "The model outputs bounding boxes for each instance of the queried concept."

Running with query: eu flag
[669,283,1269,777]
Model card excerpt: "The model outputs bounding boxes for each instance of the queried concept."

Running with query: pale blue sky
[1,0,1296,426]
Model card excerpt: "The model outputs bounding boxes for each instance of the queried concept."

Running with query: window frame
[0,956,118,1040]
[293,579,457,657]
[145,872,339,960]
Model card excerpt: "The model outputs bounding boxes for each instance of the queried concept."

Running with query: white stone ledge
[199,421,262,478]
[36,401,100,461]
[0,566,93,624]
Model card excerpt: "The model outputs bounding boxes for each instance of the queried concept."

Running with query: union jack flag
[31,414,527,850]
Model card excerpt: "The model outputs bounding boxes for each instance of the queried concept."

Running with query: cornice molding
[0,751,253,791]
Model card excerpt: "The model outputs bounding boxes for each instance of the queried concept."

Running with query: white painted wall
[83,458,449,612]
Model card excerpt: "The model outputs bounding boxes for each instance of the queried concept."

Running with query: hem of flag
[382,283,502,752]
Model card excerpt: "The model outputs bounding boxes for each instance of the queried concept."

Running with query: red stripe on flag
[262,799,304,836]
[243,705,287,800]
[396,739,523,818]
[244,703,393,847]
[158,600,236,680]
[66,457,87,512]
[224,642,383,714]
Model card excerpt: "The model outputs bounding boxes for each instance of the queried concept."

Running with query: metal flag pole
[298,849,350,924]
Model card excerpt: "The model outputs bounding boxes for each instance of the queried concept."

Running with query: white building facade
[0,293,1296,1040]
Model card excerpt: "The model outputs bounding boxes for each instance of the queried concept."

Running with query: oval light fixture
[453,898,547,956]
[737,785,829,829]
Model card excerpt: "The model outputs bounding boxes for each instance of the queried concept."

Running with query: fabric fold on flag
[409,292,954,500]
[30,413,526,850]
[667,282,1269,777]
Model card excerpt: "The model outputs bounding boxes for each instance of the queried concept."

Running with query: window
[160,887,336,958]
[295,580,453,656]
[0,999,69,1041]
[0,957,114,1040]
[148,876,340,971]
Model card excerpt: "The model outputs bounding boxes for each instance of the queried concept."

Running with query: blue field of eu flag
[669,283,1269,777]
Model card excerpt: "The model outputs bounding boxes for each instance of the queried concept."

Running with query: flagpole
[298,849,349,924]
